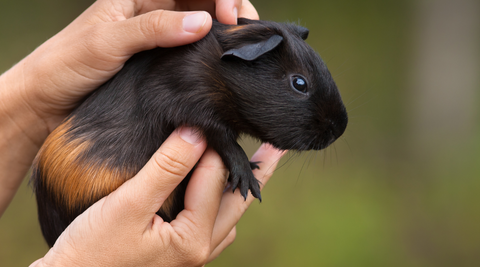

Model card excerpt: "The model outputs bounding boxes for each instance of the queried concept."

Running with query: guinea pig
[32,18,348,247]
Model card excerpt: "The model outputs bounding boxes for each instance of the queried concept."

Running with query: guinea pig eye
[290,75,308,94]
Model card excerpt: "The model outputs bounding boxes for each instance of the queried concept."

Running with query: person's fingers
[98,10,212,58]
[206,227,236,263]
[89,0,176,19]
[28,259,42,267]
[172,148,228,240]
[214,0,259,23]
[238,0,259,20]
[215,0,242,24]
[132,0,177,15]
[210,143,285,249]
[110,127,206,223]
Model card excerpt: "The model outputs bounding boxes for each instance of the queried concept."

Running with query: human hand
[2,0,259,146]
[29,128,284,267]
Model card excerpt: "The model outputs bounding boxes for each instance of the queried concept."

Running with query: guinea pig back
[32,18,348,247]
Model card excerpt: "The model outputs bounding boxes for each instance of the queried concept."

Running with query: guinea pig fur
[32,18,348,247]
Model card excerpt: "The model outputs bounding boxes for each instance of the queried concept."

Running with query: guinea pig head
[217,19,348,151]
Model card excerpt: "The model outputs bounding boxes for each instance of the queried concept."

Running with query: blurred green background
[1,0,479,266]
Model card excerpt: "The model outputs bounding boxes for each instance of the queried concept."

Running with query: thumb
[110,127,207,223]
[105,10,212,56]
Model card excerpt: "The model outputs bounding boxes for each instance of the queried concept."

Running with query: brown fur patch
[36,118,177,218]
[37,119,129,212]
[224,25,247,33]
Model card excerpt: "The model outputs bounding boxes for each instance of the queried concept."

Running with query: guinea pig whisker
[312,147,318,163]
[342,137,353,156]
[295,153,310,186]
[332,143,339,166]
[344,89,371,112]
[304,150,312,170]
[308,150,318,170]
[263,151,285,178]
[319,43,335,57]
[274,150,297,172]
[322,147,328,169]
[331,59,352,79]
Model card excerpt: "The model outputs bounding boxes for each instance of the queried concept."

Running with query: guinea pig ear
[295,25,309,40]
[221,35,283,61]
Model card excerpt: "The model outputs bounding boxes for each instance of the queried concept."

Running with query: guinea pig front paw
[210,138,263,201]
[230,167,262,201]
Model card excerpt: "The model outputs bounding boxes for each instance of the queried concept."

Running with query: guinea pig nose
[328,115,348,140]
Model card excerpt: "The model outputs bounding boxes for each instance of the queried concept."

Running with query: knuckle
[79,24,122,64]
[151,149,190,178]
[176,241,210,266]
[188,244,211,265]
[225,228,237,245]
[82,24,107,53]
[139,10,165,41]
[197,157,227,174]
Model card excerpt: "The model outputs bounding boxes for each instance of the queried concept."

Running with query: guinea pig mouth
[309,116,348,151]
[321,134,340,149]
[308,135,337,151]
[277,132,339,151]
[266,115,348,151]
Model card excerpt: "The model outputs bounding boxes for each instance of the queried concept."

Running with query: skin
[0,0,285,266]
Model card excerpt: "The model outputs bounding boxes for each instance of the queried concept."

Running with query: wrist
[0,60,50,215]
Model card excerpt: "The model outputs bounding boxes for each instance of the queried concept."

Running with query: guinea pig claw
[250,161,261,170]
[251,189,262,202]
[230,178,240,194]
[250,181,262,202]
[240,185,249,200]
[229,171,262,202]
[242,173,262,202]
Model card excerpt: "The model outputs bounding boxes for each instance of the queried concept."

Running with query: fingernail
[183,12,208,33]
[178,127,203,145]
[233,7,238,23]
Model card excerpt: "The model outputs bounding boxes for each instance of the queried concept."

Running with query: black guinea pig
[32,18,348,247]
